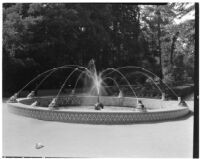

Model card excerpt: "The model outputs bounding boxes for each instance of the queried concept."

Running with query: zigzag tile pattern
[7,103,190,124]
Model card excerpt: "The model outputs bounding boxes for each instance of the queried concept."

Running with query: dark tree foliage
[3,3,195,96]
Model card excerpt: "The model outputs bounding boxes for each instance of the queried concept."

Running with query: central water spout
[94,73,104,110]
[96,78,101,102]
[95,78,101,95]
[88,59,104,110]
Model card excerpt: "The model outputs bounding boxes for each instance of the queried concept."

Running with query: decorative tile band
[7,102,190,124]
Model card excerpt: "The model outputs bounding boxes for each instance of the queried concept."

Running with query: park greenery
[3,3,195,97]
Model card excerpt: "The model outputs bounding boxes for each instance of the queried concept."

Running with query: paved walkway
[2,101,194,158]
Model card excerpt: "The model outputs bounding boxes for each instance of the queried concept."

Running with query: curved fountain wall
[7,96,190,124]
[17,95,166,109]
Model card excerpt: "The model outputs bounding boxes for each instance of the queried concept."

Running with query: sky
[174,3,195,24]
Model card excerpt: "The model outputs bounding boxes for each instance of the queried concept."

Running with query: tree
[3,3,195,96]
[139,3,194,85]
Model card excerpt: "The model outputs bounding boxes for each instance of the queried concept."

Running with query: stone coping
[9,101,185,113]
[17,95,178,109]
[6,96,190,124]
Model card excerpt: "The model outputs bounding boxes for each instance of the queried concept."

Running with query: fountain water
[6,59,189,124]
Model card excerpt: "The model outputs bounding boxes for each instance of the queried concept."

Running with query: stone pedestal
[161,93,165,101]
[136,100,146,111]
[31,101,40,107]
[48,98,58,110]
[177,97,188,107]
[27,91,35,98]
[178,100,188,107]
[7,93,18,103]
[118,90,123,98]
[95,102,104,110]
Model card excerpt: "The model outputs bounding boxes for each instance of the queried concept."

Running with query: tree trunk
[157,9,163,80]
[170,32,179,65]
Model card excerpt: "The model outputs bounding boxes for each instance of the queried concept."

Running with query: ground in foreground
[2,101,194,158]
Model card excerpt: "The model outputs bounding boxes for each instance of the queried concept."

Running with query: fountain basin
[7,96,190,124]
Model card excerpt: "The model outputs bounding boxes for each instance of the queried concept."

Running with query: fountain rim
[9,95,187,113]
[6,95,190,124]
[8,101,188,114]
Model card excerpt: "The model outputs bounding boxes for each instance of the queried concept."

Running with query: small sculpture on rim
[7,93,18,103]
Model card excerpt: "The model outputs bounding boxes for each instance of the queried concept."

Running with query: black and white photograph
[2,2,199,158]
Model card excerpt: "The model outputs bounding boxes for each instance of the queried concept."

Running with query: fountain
[6,59,190,124]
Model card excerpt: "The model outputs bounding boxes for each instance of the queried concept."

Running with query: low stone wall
[7,99,190,124]
[18,96,167,109]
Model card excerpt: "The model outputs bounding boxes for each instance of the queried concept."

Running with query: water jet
[6,59,190,124]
